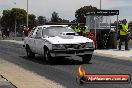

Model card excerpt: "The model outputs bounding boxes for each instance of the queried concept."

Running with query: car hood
[44,36,93,44]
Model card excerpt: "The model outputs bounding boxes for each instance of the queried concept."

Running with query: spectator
[118,19,130,50]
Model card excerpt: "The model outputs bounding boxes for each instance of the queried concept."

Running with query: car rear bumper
[50,48,94,57]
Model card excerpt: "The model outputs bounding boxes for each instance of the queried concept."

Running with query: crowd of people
[74,23,88,37]
[0,26,31,40]
[74,20,131,50]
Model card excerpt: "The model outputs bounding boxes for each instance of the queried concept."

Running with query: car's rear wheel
[82,54,92,64]
[26,46,35,58]
[44,48,52,62]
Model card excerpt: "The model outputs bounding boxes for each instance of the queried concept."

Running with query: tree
[51,11,60,23]
[75,5,97,23]
[1,10,12,30]
[50,11,70,23]
[28,14,36,27]
[71,19,76,23]
[1,8,27,31]
[61,19,70,23]
[37,16,47,25]
[12,8,27,25]
[1,8,37,32]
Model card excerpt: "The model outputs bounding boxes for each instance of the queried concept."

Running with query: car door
[28,28,39,53]
[34,28,44,55]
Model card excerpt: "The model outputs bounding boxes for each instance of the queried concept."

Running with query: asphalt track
[0,41,132,88]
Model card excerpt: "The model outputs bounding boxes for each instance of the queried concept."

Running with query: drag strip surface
[0,41,132,88]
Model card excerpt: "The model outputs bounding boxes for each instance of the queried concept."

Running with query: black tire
[44,48,52,62]
[26,46,35,58]
[82,54,92,64]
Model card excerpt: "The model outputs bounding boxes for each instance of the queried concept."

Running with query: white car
[23,25,95,63]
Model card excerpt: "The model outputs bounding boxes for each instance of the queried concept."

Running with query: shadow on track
[20,56,92,65]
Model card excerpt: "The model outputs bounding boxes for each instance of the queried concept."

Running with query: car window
[42,27,77,37]
[35,29,42,39]
[31,28,38,38]
[28,30,34,38]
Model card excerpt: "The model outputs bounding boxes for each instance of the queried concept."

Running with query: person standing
[6,28,10,38]
[82,26,88,37]
[74,23,81,35]
[23,26,30,37]
[118,19,130,50]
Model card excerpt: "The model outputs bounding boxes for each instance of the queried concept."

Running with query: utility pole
[27,0,28,27]
[13,1,17,40]
[99,0,102,28]
[15,15,16,39]
[100,0,101,9]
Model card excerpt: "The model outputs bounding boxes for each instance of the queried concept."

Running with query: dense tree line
[75,5,97,23]
[0,5,98,31]
[0,8,35,31]
[0,8,70,32]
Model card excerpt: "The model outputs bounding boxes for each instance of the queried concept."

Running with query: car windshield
[43,26,78,37]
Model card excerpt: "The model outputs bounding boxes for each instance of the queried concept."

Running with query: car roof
[37,25,68,28]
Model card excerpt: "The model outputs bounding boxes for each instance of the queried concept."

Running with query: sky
[0,0,132,22]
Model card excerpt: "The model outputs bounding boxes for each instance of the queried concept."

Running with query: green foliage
[71,19,76,23]
[0,8,36,31]
[0,8,71,32]
[50,11,70,23]
[61,19,70,23]
[11,8,27,24]
[37,16,47,25]
[51,11,60,23]
[1,10,12,29]
[1,8,27,31]
[28,14,36,27]
[75,5,97,23]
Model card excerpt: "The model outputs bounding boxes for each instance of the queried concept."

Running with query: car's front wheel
[26,46,35,58]
[44,48,52,62]
[82,54,92,63]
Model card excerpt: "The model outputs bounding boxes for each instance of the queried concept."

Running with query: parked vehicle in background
[23,25,95,63]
